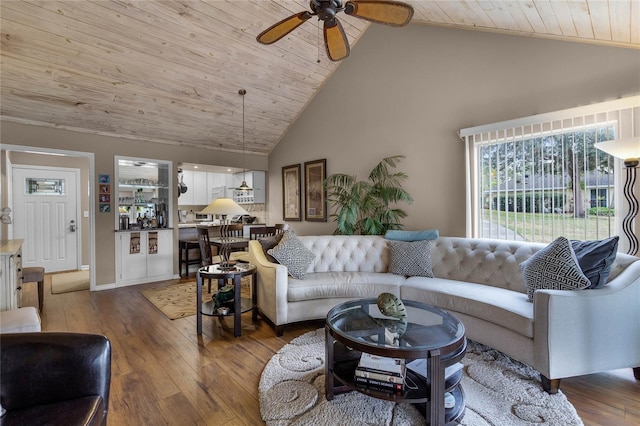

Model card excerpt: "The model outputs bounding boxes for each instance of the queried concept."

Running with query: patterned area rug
[140,282,208,320]
[51,270,90,294]
[259,329,583,425]
[140,278,251,320]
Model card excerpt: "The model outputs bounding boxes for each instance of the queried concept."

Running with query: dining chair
[197,227,214,292]
[275,223,289,234]
[249,226,276,240]
[225,223,244,238]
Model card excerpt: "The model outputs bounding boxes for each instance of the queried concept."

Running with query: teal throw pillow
[267,230,315,279]
[385,229,439,242]
[520,236,591,302]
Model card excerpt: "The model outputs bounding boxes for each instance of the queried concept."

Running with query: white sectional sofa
[249,234,640,393]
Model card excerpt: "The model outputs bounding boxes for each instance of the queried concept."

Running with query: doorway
[3,145,95,290]
[12,165,80,272]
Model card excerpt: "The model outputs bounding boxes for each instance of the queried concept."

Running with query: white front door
[12,166,80,272]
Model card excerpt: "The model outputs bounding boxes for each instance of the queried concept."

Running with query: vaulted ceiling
[1,1,638,155]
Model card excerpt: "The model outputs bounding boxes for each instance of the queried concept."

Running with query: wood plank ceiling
[1,1,638,155]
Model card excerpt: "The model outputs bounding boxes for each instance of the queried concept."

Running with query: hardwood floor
[21,276,639,426]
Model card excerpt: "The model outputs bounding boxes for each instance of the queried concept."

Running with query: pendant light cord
[238,88,249,190]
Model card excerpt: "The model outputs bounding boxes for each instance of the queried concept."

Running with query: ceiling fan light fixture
[257,0,413,62]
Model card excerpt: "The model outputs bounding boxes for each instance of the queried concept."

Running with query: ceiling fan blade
[344,1,414,26]
[256,11,312,44]
[324,18,350,61]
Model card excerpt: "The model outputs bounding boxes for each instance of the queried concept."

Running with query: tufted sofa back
[431,237,547,293]
[295,235,636,294]
[299,235,390,273]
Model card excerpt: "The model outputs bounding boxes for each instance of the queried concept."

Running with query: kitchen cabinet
[116,230,173,286]
[178,170,195,205]
[179,171,214,205]
[179,170,266,205]
[207,172,227,190]
[233,171,266,204]
[0,239,23,311]
[192,172,208,205]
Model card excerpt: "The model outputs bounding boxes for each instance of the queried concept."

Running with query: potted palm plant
[324,156,413,235]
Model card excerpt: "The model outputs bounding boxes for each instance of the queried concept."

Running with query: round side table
[196,263,257,337]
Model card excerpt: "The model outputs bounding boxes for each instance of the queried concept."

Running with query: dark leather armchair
[0,332,111,426]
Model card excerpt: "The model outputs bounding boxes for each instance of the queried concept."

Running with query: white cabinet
[180,170,266,205]
[178,170,195,205]
[0,239,23,311]
[116,230,173,286]
[233,171,266,204]
[207,172,227,190]
[179,171,218,205]
[192,172,208,205]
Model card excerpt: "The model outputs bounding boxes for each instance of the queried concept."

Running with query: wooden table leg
[251,271,258,322]
[325,325,335,400]
[196,271,203,335]
[429,348,444,426]
[179,241,185,278]
[233,274,242,337]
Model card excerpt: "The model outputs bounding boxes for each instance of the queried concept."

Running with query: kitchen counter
[115,228,174,232]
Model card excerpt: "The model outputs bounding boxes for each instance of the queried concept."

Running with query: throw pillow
[388,240,434,277]
[259,232,285,264]
[384,229,439,242]
[571,236,619,289]
[520,236,591,302]
[267,230,316,279]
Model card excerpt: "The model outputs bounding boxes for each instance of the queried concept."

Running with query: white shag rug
[259,329,583,426]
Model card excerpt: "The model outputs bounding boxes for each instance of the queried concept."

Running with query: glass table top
[198,262,255,276]
[326,298,465,353]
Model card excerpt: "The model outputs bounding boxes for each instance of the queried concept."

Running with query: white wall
[268,24,640,237]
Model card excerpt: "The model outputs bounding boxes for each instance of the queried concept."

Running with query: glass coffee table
[196,263,257,337]
[325,298,466,425]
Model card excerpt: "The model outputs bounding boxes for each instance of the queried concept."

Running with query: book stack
[354,352,406,393]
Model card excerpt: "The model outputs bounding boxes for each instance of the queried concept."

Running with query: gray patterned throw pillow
[520,236,591,302]
[388,240,434,277]
[267,230,316,279]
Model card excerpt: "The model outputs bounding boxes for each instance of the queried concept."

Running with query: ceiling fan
[256,0,414,62]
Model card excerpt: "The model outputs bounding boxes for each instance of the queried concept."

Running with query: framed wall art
[282,164,301,221]
[304,159,327,222]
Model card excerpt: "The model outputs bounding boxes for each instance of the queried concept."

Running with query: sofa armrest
[0,332,111,419]
[534,260,640,379]
[248,240,290,327]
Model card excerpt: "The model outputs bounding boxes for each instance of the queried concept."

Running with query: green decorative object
[213,283,234,309]
[376,292,408,337]
[377,292,407,319]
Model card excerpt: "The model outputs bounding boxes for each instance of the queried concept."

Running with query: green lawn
[482,209,616,242]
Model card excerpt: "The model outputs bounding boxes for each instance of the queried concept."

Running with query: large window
[459,96,639,249]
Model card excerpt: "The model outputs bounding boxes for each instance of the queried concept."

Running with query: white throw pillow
[388,240,434,277]
[267,230,316,279]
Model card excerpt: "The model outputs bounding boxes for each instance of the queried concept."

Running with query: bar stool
[22,267,44,312]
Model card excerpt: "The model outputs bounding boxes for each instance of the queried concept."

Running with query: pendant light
[236,88,253,191]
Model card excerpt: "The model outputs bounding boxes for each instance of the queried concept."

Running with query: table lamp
[594,136,640,255]
[200,198,248,268]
